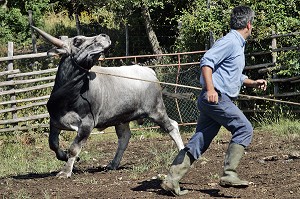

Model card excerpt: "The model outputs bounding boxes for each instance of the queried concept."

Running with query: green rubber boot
[161,148,195,196]
[220,143,249,188]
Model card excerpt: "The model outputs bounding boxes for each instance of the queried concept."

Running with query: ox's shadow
[2,165,131,181]
[5,172,57,180]
[132,179,241,198]
[72,164,132,174]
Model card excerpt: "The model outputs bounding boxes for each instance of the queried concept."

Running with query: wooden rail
[0,82,54,96]
[0,52,48,62]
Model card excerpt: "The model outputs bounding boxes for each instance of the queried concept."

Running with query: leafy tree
[0,0,50,50]
[174,0,299,51]
[0,7,28,46]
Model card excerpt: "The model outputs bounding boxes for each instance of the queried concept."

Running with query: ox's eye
[73,38,84,47]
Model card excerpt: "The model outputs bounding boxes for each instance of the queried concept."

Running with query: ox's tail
[162,89,194,100]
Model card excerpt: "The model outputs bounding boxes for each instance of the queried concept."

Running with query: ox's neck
[53,57,87,90]
[47,56,89,115]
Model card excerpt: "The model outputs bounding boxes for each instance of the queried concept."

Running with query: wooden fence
[0,31,299,133]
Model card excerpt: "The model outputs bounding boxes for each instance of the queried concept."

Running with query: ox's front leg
[56,125,93,178]
[107,123,131,170]
[49,121,68,161]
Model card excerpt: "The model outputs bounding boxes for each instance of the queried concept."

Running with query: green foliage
[251,0,300,38]
[0,8,29,46]
[275,32,300,77]
[7,0,50,15]
[1,0,299,54]
[175,0,299,51]
[0,0,51,47]
[25,0,51,25]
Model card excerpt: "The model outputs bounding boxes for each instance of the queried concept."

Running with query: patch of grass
[131,163,150,179]
[148,146,178,172]
[3,189,32,199]
[131,128,164,140]
[254,115,300,136]
[0,128,121,178]
[213,127,231,144]
[129,143,178,179]
[209,172,220,180]
[128,127,195,179]
[0,132,64,178]
[72,176,99,185]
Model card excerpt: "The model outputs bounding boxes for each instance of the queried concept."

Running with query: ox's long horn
[31,26,65,48]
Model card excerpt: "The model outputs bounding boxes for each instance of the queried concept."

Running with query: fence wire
[2,46,300,133]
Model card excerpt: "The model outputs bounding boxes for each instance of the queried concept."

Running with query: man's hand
[206,89,219,103]
[255,79,267,91]
[202,66,219,103]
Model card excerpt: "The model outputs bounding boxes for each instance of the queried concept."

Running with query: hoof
[106,162,118,170]
[56,171,72,178]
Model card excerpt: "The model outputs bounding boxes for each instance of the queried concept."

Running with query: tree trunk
[75,12,81,35]
[141,3,163,60]
[1,0,7,9]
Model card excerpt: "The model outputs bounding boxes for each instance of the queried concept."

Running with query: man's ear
[246,21,252,30]
[47,48,68,57]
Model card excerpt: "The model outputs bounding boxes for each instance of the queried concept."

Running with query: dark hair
[230,6,255,30]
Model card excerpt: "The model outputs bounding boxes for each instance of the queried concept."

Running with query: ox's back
[90,64,157,83]
[89,65,163,127]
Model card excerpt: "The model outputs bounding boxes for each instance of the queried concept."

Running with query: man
[161,6,267,196]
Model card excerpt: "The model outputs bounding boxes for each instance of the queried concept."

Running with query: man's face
[246,21,253,39]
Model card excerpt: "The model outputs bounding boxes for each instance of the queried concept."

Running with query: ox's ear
[47,48,68,57]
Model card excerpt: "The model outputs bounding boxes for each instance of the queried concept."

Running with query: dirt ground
[0,130,299,199]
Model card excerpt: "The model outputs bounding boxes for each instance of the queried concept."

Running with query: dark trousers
[186,90,253,160]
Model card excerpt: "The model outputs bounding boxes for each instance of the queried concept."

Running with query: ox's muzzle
[97,34,111,49]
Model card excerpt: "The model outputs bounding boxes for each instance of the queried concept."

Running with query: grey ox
[32,26,184,178]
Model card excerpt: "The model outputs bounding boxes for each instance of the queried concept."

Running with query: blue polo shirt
[200,29,248,97]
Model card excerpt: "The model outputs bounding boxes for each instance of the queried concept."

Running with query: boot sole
[219,181,249,188]
[161,181,189,196]
[161,181,177,196]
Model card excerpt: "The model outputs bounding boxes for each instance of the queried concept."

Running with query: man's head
[230,6,254,30]
[230,6,254,39]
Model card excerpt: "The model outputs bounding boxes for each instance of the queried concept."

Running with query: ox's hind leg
[49,121,68,161]
[56,125,93,178]
[107,123,131,170]
[150,111,184,150]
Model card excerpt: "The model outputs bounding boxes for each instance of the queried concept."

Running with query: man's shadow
[132,179,241,198]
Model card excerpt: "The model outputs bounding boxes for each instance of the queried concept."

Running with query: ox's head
[32,26,111,69]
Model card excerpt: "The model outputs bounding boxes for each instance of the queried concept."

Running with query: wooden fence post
[7,42,18,123]
[125,23,129,56]
[272,30,278,95]
[75,13,81,35]
[28,10,37,53]
[7,42,13,71]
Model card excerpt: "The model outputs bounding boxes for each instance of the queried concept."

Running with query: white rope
[92,70,300,106]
